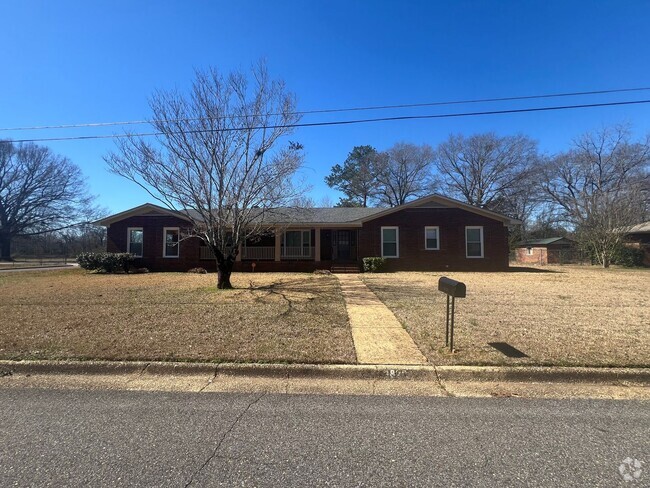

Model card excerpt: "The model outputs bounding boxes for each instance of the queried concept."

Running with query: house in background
[95,194,520,272]
[624,221,650,266]
[514,237,577,266]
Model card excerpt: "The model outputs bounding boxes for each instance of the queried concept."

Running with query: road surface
[0,389,647,487]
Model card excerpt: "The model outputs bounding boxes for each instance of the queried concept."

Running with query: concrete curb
[0,360,648,385]
[435,366,650,385]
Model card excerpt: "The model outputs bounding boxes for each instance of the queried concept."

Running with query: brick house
[96,194,519,272]
[514,237,577,265]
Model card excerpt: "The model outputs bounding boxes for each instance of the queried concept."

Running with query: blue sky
[2,1,650,213]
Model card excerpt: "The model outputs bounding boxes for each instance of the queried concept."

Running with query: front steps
[331,265,361,274]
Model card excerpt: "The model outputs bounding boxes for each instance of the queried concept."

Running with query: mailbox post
[438,277,466,352]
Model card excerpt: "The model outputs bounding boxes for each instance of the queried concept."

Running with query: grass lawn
[362,266,650,368]
[0,269,356,364]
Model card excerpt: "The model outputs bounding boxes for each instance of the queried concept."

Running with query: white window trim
[282,229,311,247]
[424,226,440,250]
[127,227,143,257]
[526,247,533,256]
[163,227,180,258]
[465,226,484,258]
[282,229,312,257]
[381,226,399,258]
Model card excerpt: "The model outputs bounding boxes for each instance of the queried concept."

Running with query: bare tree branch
[0,140,94,261]
[104,63,305,288]
[540,125,650,267]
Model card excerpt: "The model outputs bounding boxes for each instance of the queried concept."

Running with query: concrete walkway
[337,274,428,365]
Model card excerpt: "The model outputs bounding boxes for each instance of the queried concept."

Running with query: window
[127,228,143,257]
[283,230,311,257]
[424,226,440,250]
[163,227,180,258]
[465,226,484,258]
[526,247,533,256]
[381,226,399,258]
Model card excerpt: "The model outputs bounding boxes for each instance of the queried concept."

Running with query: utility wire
[7,98,650,144]
[2,86,650,133]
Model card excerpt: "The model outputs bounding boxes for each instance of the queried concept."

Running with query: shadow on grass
[488,342,529,358]
[506,267,564,274]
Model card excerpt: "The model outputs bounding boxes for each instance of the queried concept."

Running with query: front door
[333,230,356,261]
[337,230,351,260]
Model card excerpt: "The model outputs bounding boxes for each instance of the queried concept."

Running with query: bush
[187,267,207,274]
[132,267,150,274]
[362,257,386,273]
[76,252,135,273]
[612,246,645,268]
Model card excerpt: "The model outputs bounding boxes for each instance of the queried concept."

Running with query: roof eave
[356,194,522,225]
[94,203,191,226]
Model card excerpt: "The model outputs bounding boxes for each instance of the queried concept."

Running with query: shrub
[187,267,208,274]
[362,257,386,273]
[76,252,135,273]
[132,267,150,274]
[611,246,645,268]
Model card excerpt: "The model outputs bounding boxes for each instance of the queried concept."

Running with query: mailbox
[438,277,466,298]
[438,276,467,352]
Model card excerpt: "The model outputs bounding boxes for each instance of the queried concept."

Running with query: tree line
[325,127,650,266]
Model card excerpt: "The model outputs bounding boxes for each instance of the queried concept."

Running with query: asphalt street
[0,389,647,487]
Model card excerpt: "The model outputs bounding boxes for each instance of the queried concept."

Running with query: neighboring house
[514,237,577,266]
[95,194,519,272]
[624,221,650,266]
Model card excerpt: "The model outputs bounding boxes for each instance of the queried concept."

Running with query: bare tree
[541,125,650,267]
[0,140,94,261]
[105,64,305,288]
[375,142,435,207]
[434,133,539,212]
[318,194,335,208]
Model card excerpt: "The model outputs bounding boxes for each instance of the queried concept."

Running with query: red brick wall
[107,215,205,272]
[515,247,548,265]
[358,207,510,271]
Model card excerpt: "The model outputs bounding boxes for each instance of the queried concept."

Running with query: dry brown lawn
[363,266,650,368]
[0,269,355,364]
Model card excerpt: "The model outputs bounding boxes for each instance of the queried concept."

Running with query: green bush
[362,256,386,273]
[611,246,645,268]
[77,252,135,273]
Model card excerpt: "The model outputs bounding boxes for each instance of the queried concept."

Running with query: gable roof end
[358,194,522,226]
[94,203,191,226]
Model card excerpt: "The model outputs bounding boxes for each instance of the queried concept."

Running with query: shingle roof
[517,237,574,247]
[182,206,384,224]
[264,207,385,224]
[95,194,522,227]
[627,221,650,233]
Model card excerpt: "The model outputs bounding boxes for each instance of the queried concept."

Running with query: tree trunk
[215,255,235,289]
[602,252,610,268]
[0,232,12,262]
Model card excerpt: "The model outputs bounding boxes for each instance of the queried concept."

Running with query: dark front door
[333,230,356,261]
[337,230,351,260]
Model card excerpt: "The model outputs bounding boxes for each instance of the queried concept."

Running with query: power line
[2,86,650,133]
[7,98,650,144]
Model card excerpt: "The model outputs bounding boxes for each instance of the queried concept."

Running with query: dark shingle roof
[265,207,384,224]
[517,237,574,247]
[182,206,385,225]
